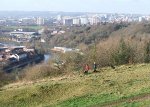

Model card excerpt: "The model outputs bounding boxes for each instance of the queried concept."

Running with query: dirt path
[94,93,150,107]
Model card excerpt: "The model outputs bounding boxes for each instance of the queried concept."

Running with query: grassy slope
[1,64,150,107]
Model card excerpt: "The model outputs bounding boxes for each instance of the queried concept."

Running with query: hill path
[95,93,150,107]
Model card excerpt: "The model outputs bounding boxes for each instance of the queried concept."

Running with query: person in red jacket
[84,64,90,74]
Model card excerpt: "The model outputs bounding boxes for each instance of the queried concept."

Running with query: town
[0,11,149,26]
[0,11,150,44]
[0,43,44,72]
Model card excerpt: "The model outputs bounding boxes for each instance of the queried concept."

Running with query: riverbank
[3,54,44,72]
[0,44,48,72]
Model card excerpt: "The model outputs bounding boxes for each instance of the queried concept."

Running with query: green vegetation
[1,64,150,107]
[144,41,150,63]
[111,38,135,65]
[3,25,43,31]
[2,22,150,107]
[43,23,129,48]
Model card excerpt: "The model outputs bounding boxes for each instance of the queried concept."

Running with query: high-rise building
[63,18,73,26]
[73,18,81,25]
[36,17,45,25]
[88,16,100,25]
[80,17,89,25]
[139,17,144,22]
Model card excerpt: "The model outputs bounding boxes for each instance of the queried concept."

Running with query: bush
[0,72,16,87]
[112,39,135,65]
[53,52,85,73]
[23,64,61,81]
[144,41,150,63]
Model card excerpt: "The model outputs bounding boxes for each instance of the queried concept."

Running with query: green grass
[1,64,150,107]
[115,99,150,107]
[3,25,43,31]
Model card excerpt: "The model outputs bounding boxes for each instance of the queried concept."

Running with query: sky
[0,0,150,14]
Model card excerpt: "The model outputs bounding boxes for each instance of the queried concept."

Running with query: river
[44,54,51,63]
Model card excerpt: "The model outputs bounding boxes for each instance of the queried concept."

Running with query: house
[51,47,80,53]
[10,31,36,42]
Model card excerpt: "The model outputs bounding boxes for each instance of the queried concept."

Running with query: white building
[36,17,45,25]
[80,17,89,25]
[57,15,62,21]
[10,32,35,42]
[51,47,80,53]
[73,18,81,25]
[88,16,100,25]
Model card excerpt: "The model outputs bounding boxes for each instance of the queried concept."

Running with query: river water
[44,54,51,63]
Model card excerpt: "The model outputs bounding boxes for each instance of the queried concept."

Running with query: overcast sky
[1,0,150,14]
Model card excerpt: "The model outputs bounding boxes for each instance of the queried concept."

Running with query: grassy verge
[1,64,150,107]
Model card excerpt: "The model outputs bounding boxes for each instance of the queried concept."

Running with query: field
[1,64,150,107]
[3,25,43,31]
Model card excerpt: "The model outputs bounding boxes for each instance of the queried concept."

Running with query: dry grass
[0,64,150,107]
[22,63,62,81]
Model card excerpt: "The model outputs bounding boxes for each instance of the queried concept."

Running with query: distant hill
[44,22,150,48]
[0,11,87,18]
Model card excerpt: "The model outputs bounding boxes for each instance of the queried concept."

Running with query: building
[63,18,73,26]
[10,31,35,42]
[80,17,89,25]
[57,15,62,21]
[88,16,100,25]
[51,47,80,53]
[19,18,36,25]
[36,17,45,25]
[73,18,81,25]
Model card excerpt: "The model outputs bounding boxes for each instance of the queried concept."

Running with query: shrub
[23,64,61,81]
[144,41,150,63]
[112,39,135,65]
[0,72,16,87]
[59,52,85,72]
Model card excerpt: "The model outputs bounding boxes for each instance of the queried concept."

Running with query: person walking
[93,62,97,72]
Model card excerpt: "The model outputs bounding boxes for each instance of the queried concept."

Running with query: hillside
[1,64,150,107]
[43,22,150,48]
